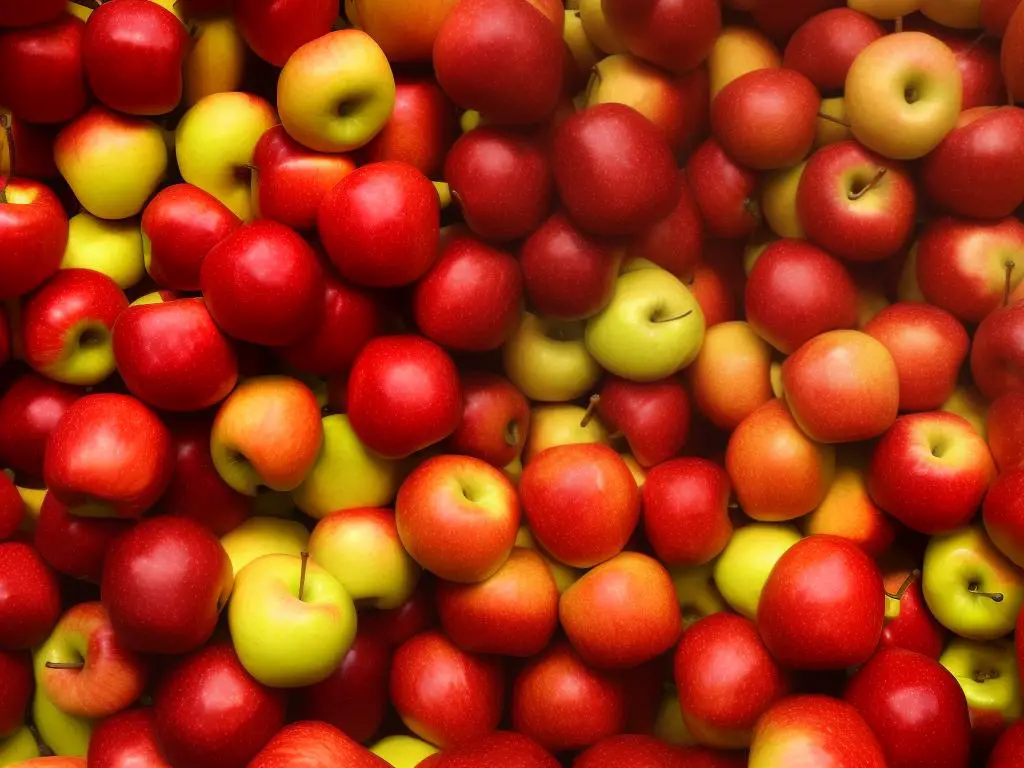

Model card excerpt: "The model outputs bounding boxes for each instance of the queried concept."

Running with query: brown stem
[298,551,310,602]
[894,16,903,32]
[607,430,624,441]
[45,661,85,670]
[653,309,694,323]
[504,421,520,447]
[816,111,851,128]
[968,584,1004,602]
[1005,260,1016,306]
[0,112,13,204]
[580,394,600,428]
[884,569,920,601]
[848,168,888,201]
[962,31,987,56]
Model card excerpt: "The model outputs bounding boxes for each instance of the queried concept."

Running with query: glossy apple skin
[235,0,335,66]
[758,535,885,670]
[359,578,438,649]
[783,8,884,92]
[87,707,172,768]
[319,161,439,288]
[511,641,626,753]
[390,630,505,749]
[3,113,59,179]
[989,392,1024,471]
[249,721,390,768]
[445,372,530,468]
[0,179,69,300]
[200,220,324,347]
[845,648,972,768]
[879,569,946,659]
[413,233,523,352]
[0,542,61,650]
[433,0,563,125]
[0,648,31,738]
[0,473,19,541]
[363,77,458,178]
[983,468,1024,567]
[251,125,356,232]
[745,239,858,354]
[347,335,462,459]
[519,443,640,568]
[602,0,720,74]
[642,457,731,566]
[101,516,233,655]
[598,376,690,468]
[574,735,745,768]
[686,139,760,239]
[519,212,621,321]
[81,0,189,115]
[863,302,970,412]
[0,13,87,124]
[688,320,772,430]
[989,718,1024,767]
[553,103,679,237]
[154,643,288,768]
[0,0,64,27]
[675,613,790,749]
[35,494,133,583]
[142,183,241,292]
[971,300,1024,401]
[0,372,80,479]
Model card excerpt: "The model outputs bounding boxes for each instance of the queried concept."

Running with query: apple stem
[962,31,987,56]
[894,16,903,32]
[298,551,309,602]
[1005,260,1016,306]
[883,568,920,602]
[653,309,695,323]
[607,430,624,441]
[579,394,600,428]
[0,112,12,204]
[68,0,100,8]
[816,111,851,128]
[45,661,85,670]
[968,584,1004,602]
[848,168,888,201]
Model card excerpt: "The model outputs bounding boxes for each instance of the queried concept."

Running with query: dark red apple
[445,371,530,468]
[35,493,133,583]
[234,0,336,67]
[0,541,61,650]
[628,171,703,279]
[0,648,31,738]
[597,376,690,468]
[0,372,80,480]
[420,732,558,768]
[602,0,721,74]
[686,139,760,239]
[783,8,884,93]
[87,707,171,768]
[971,299,1024,400]
[0,177,69,301]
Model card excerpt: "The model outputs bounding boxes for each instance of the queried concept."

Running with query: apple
[971,300,1024,401]
[371,735,439,767]
[923,526,1024,641]
[0,727,40,764]
[34,494,132,583]
[725,398,836,522]
[574,735,744,768]
[0,0,64,27]
[845,32,963,160]
[942,386,991,437]
[55,106,167,220]
[0,177,68,301]
[0,372,79,479]
[433,0,563,126]
[578,0,626,54]
[390,630,505,749]
[564,7,603,91]
[503,313,603,403]
[234,0,335,66]
[783,8,884,92]
[686,138,760,240]
[86,708,170,768]
[602,0,720,74]
[868,412,997,534]
[182,15,247,107]
[445,372,529,468]
[815,96,853,147]
[989,392,1024,471]
[879,564,946,659]
[707,24,781,100]
[688,321,773,431]
[346,0,459,62]
[0,13,86,124]
[59,213,143,291]
[220,516,309,578]
[154,643,288,768]
[713,523,801,620]
[31,679,92,758]
[101,516,233,654]
[248,721,390,768]
[0,648,31,739]
[760,162,806,240]
[521,403,610,463]
[519,443,639,568]
[418,732,558,768]
[1004,4,1024,101]
[318,161,439,288]
[940,638,1022,748]
[803,457,895,557]
[0,542,61,650]
[363,77,458,178]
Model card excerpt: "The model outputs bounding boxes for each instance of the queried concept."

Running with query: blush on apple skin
[988,392,1024,471]
[971,299,1024,401]
[783,8,884,93]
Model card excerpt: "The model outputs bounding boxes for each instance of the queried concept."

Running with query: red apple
[100,516,233,654]
[363,77,458,178]
[318,161,440,288]
[0,648,31,738]
[248,721,389,768]
[602,0,720,74]
[235,0,336,66]
[0,0,64,27]
[907,19,1006,109]
[983,0,1023,35]
[627,171,704,280]
[0,13,87,124]
[689,241,745,327]
[421,732,557,767]
[0,541,61,650]
[445,372,530,468]
[519,443,640,568]
[596,376,690,468]
[359,578,438,649]
[2,113,59,179]
[574,736,744,768]
[553,103,679,237]
[879,566,946,659]
[989,719,1024,767]
[988,392,1024,471]
[142,183,241,292]
[983,468,1024,567]
[0,472,20,541]
[686,139,760,239]
[971,299,1024,401]
[35,494,133,583]
[87,708,172,768]
[0,178,68,300]
[783,8,884,93]
[0,372,80,479]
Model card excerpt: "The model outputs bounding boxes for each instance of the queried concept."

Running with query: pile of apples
[4,0,1024,765]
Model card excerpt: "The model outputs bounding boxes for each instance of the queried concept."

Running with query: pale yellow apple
[622,453,648,487]
[66,1,92,20]
[579,0,627,53]
[708,26,781,100]
[849,0,922,18]
[220,516,310,578]
[941,386,989,437]
[620,257,662,274]
[184,16,247,107]
[654,690,698,747]
[0,726,40,764]
[148,0,184,20]
[713,523,802,619]
[921,0,981,28]
[175,92,278,221]
[815,97,854,148]
[940,638,1022,722]
[761,162,806,240]
[370,735,439,767]
[515,525,582,593]
[898,244,926,302]
[503,312,603,403]
[564,9,602,88]
[522,403,609,464]
[671,562,728,627]
[32,687,92,757]
[60,213,144,290]
[16,486,46,533]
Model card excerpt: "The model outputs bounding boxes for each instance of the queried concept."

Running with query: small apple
[60,213,144,290]
[940,638,1022,748]
[688,320,774,430]
[86,708,170,768]
[503,313,603,403]
[713,523,802,620]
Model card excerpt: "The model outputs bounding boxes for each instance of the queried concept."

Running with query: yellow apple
[671,562,729,627]
[708,26,781,100]
[941,386,990,437]
[0,726,40,765]
[713,523,802,619]
[370,735,439,767]
[579,0,627,53]
[16,486,46,533]
[522,403,609,464]
[219,516,310,578]
[654,690,698,747]
[60,213,144,290]
[515,525,582,593]
[815,97,854,148]
[503,313,603,403]
[564,9,602,89]
[849,0,922,18]
[184,16,247,107]
[761,162,806,240]
[32,688,92,757]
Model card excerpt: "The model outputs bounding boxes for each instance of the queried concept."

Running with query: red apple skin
[552,103,679,237]
[989,719,1024,767]
[863,303,970,412]
[235,0,335,66]
[0,178,69,301]
[251,125,357,232]
[686,139,760,239]
[574,735,746,768]
[783,9,884,93]
[0,473,20,541]
[983,468,1024,567]
[757,535,885,670]
[745,239,858,354]
[845,648,972,768]
[0,372,80,480]
[903,17,1005,110]
[988,392,1024,471]
[100,516,233,655]
[154,643,288,768]
[511,641,626,753]
[879,569,946,659]
[87,707,172,768]
[347,335,463,459]
[318,161,440,288]
[0,13,87,124]
[602,0,720,74]
[363,77,458,179]
[598,376,690,468]
[750,0,843,40]
[710,68,819,171]
[868,412,998,534]
[690,240,745,327]
[983,0,1023,35]
[0,648,31,738]
[248,721,390,768]
[444,127,554,242]
[0,542,61,650]
[560,552,681,670]
[420,731,558,768]
[971,300,1024,401]
[797,141,917,263]
[0,307,8,370]
[642,457,731,567]
[142,184,241,292]
[436,547,559,657]
[445,372,530,468]
[675,613,790,748]
[390,630,505,749]
[3,114,60,180]
[519,212,622,321]
[628,171,703,280]
[921,107,1024,220]
[299,628,391,744]
[413,233,524,352]
[81,0,189,116]
[359,578,438,649]
[433,0,563,126]
[200,220,324,347]
[35,494,133,583]
[0,0,64,27]
[519,443,641,569]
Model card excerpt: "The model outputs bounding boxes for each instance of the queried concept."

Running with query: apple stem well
[848,168,888,201]
[298,551,310,602]
[580,394,601,428]
[883,568,920,602]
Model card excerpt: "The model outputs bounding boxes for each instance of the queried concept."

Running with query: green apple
[522,403,609,464]
[502,312,603,403]
[292,415,402,519]
[61,213,144,290]
[32,688,92,757]
[671,562,728,627]
[228,553,357,688]
[515,525,581,594]
[654,689,697,747]
[0,726,40,765]
[713,523,802,620]
[585,268,706,382]
[940,639,1022,725]
[220,516,310,578]
[923,526,1024,641]
[370,735,439,767]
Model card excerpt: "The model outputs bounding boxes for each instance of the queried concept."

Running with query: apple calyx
[298,551,310,602]
[968,582,1004,602]
[580,394,601,428]
[848,168,888,201]
[45,660,86,670]
[505,421,520,447]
